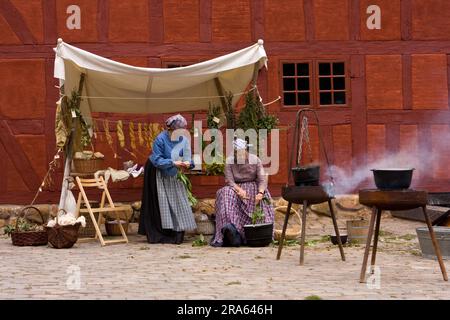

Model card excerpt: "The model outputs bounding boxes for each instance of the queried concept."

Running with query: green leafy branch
[177,171,198,207]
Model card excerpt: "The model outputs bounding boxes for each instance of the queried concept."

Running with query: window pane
[283,78,296,91]
[297,63,309,76]
[334,92,346,105]
[284,93,296,105]
[320,92,332,105]
[333,62,345,75]
[298,93,310,105]
[319,63,331,75]
[283,63,295,76]
[319,77,332,90]
[297,78,310,91]
[333,77,345,90]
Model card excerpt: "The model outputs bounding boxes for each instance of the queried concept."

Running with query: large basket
[73,158,104,174]
[11,206,48,247]
[77,211,99,238]
[46,209,81,249]
[196,215,215,235]
[274,206,302,241]
[47,223,81,249]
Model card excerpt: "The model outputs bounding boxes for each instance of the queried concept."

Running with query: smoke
[326,149,426,195]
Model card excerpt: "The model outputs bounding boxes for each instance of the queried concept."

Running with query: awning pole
[58,73,85,210]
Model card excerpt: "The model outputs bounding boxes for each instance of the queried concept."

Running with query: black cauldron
[371,168,414,190]
[291,165,320,186]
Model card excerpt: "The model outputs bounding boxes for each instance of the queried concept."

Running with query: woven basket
[73,158,104,174]
[196,219,215,235]
[274,206,302,241]
[47,223,81,249]
[11,206,48,247]
[77,212,99,238]
[46,209,81,249]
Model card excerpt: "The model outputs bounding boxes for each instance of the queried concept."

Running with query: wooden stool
[276,185,345,265]
[359,189,448,282]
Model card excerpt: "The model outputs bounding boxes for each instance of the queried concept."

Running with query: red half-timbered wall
[1,0,450,204]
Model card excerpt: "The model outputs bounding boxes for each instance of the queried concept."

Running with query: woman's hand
[255,192,264,204]
[235,187,248,200]
[173,161,185,168]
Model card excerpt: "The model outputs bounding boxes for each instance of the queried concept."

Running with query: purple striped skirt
[212,181,274,246]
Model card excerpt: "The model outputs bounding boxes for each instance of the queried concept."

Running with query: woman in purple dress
[212,138,274,247]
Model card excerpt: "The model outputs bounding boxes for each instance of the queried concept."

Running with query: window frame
[280,60,314,108]
[280,57,351,109]
[314,60,350,107]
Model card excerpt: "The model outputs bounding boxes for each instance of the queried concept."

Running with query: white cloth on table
[94,167,130,184]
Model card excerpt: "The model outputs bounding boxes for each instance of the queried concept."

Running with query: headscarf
[233,138,247,150]
[165,114,187,130]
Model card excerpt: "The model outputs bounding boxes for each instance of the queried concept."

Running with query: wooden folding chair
[75,176,129,246]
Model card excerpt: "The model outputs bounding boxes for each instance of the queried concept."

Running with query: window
[317,62,346,105]
[281,60,348,107]
[282,63,312,106]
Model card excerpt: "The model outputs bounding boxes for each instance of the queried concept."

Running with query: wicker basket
[196,218,215,235]
[77,212,99,238]
[73,158,104,174]
[46,209,81,249]
[46,223,81,249]
[11,206,48,247]
[274,206,302,241]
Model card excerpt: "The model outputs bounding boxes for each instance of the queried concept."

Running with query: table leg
[328,199,345,261]
[299,200,308,266]
[370,209,382,274]
[422,206,448,281]
[276,202,292,260]
[359,207,377,283]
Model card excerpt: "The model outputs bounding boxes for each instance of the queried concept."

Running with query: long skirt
[138,160,195,244]
[212,181,274,246]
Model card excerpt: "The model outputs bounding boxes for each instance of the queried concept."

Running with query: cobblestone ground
[0,216,449,300]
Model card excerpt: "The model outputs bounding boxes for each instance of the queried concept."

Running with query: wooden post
[58,73,86,210]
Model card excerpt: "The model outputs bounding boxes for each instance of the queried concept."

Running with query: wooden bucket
[346,219,369,243]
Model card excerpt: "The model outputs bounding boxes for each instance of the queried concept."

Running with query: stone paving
[0,216,449,300]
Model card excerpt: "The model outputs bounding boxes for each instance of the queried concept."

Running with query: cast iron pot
[244,223,273,247]
[371,168,414,190]
[291,165,320,186]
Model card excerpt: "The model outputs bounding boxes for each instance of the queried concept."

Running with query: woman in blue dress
[138,114,197,244]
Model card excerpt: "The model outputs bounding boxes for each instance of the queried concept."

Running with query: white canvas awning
[54,39,268,118]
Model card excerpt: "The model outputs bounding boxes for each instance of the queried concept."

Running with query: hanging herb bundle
[138,123,145,147]
[237,91,279,131]
[150,123,162,146]
[207,102,222,129]
[143,123,149,149]
[116,120,125,148]
[222,91,236,129]
[237,91,264,131]
[67,90,91,151]
[129,122,136,150]
[103,119,118,158]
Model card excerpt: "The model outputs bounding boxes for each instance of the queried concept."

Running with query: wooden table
[359,189,448,282]
[276,185,345,265]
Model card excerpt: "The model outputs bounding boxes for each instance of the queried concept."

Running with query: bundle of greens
[251,196,270,225]
[207,103,222,129]
[238,92,279,131]
[177,171,198,207]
